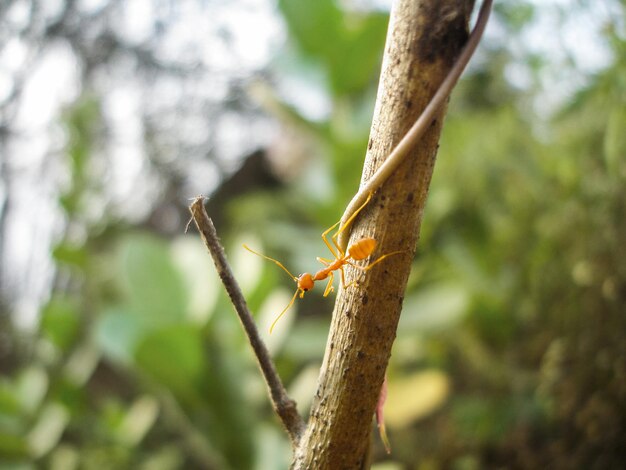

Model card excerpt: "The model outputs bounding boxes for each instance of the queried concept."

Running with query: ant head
[297,273,315,292]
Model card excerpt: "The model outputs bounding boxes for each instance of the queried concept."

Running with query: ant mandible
[244,193,401,333]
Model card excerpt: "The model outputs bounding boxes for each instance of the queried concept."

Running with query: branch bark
[188,197,305,444]
[292,1,476,467]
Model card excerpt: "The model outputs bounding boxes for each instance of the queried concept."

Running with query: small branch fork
[188,196,305,445]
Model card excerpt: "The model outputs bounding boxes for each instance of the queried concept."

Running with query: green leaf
[278,0,387,96]
[328,13,388,94]
[134,325,205,404]
[0,382,21,415]
[282,318,330,361]
[27,403,69,458]
[120,234,187,326]
[0,431,30,460]
[95,308,143,363]
[399,282,469,333]
[51,242,87,268]
[15,368,48,414]
[253,424,292,470]
[200,336,256,470]
[278,0,344,62]
[442,239,497,297]
[40,296,81,351]
[115,395,159,446]
[133,327,257,468]
[451,396,516,444]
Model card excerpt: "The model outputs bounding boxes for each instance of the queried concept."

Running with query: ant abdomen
[348,238,376,260]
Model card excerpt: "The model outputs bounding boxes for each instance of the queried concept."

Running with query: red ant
[244,193,401,332]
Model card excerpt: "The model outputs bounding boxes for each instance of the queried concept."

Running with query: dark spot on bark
[330,341,334,349]
[415,2,470,66]
[357,350,365,359]
[405,99,413,108]
[345,310,351,318]
[406,192,414,203]
[368,138,373,150]
[362,295,369,305]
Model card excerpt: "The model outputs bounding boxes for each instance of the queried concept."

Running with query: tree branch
[292,0,482,467]
[188,196,305,444]
[337,0,492,252]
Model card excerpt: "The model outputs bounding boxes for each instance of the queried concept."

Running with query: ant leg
[365,250,405,271]
[339,265,361,290]
[320,193,373,260]
[346,261,367,271]
[269,288,301,334]
[317,257,332,266]
[347,250,405,272]
[331,193,373,254]
[321,220,342,258]
[323,272,335,297]
[339,266,351,289]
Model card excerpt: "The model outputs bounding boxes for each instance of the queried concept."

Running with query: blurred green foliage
[1,1,625,469]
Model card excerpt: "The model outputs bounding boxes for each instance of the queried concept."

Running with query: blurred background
[0,0,625,468]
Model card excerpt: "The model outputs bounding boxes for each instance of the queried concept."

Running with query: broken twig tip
[189,194,207,206]
[186,195,208,232]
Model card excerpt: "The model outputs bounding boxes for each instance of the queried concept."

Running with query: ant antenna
[269,289,300,334]
[243,244,298,282]
[243,244,303,334]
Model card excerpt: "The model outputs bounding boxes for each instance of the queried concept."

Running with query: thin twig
[337,0,493,251]
[188,196,305,444]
